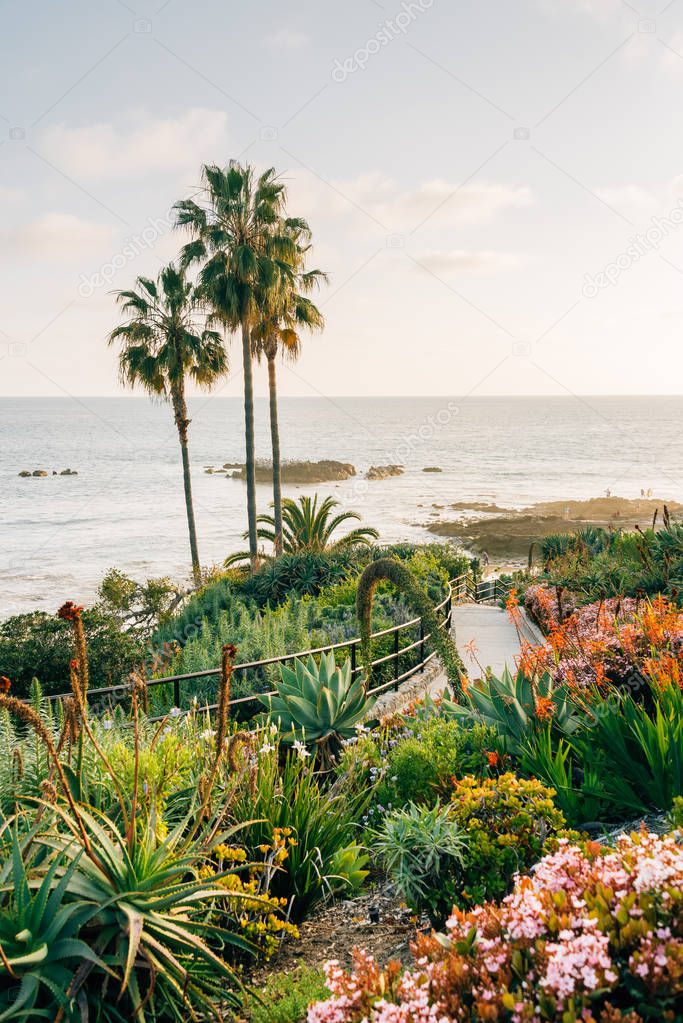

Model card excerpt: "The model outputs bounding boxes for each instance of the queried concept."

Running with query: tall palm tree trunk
[267,353,284,556]
[172,384,201,587]
[241,317,258,569]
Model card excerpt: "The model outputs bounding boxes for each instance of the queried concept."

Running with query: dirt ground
[248,884,418,989]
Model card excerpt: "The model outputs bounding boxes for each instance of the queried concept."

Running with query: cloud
[413,249,522,275]
[595,185,657,215]
[290,171,532,232]
[9,213,117,259]
[266,29,310,49]
[41,108,230,180]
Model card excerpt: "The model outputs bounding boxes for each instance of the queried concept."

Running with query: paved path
[451,604,527,680]
[375,603,545,715]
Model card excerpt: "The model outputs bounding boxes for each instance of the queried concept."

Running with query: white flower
[354,722,368,734]
[200,729,214,742]
[293,740,311,760]
[169,706,181,718]
[259,742,275,754]
[269,722,278,736]
[102,720,113,731]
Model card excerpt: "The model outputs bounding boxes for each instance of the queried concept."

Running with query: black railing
[44,569,508,719]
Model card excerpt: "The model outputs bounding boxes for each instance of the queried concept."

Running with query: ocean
[2,395,682,617]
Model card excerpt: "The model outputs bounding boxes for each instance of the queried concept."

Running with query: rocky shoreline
[425,496,683,562]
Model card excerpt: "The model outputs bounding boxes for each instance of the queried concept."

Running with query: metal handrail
[47,572,470,714]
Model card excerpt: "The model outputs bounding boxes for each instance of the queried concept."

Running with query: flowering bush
[339,717,497,831]
[309,829,683,1023]
[202,833,300,960]
[450,773,569,905]
[522,587,683,692]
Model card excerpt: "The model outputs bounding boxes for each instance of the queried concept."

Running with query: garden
[0,513,682,1021]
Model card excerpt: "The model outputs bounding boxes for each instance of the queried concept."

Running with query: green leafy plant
[356,558,465,696]
[374,802,466,925]
[255,494,379,555]
[449,772,568,906]
[242,965,328,1023]
[439,667,583,754]
[375,719,496,807]
[565,682,683,818]
[261,652,374,767]
[0,609,143,698]
[229,743,369,920]
[0,822,102,1021]
[519,727,610,825]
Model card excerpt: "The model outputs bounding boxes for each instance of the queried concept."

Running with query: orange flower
[486,751,499,767]
[0,676,10,694]
[535,696,554,722]
[57,601,83,622]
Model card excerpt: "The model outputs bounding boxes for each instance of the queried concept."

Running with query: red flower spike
[57,601,84,622]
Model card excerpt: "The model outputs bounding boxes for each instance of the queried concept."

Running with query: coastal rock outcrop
[365,464,404,480]
[207,460,357,483]
[18,468,78,477]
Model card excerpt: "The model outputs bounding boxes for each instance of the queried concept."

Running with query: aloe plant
[45,804,251,1022]
[437,667,583,754]
[0,821,101,1021]
[261,652,374,767]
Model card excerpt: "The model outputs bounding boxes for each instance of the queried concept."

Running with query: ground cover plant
[308,828,683,1022]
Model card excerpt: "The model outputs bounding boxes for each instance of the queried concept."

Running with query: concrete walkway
[374,602,545,716]
[451,604,525,680]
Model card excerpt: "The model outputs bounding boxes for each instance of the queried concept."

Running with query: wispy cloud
[7,213,117,259]
[41,108,230,180]
[290,171,532,232]
[413,248,523,275]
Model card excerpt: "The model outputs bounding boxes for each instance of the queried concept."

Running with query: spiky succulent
[262,653,373,766]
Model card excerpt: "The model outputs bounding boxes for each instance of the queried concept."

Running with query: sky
[1,0,683,399]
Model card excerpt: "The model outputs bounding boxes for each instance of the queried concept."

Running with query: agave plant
[436,667,583,755]
[261,652,374,767]
[0,820,101,1021]
[44,804,252,1022]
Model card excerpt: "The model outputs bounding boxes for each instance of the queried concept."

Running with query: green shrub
[671,795,683,829]
[376,719,495,807]
[374,802,466,925]
[229,744,370,920]
[526,681,683,823]
[450,772,568,906]
[243,966,328,1023]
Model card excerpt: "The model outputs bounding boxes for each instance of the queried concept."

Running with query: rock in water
[18,470,31,477]
[365,464,404,480]
[422,466,443,473]
[32,470,49,477]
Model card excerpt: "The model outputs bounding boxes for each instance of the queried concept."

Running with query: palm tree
[255,495,379,554]
[173,162,298,569]
[252,229,327,555]
[108,264,227,586]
